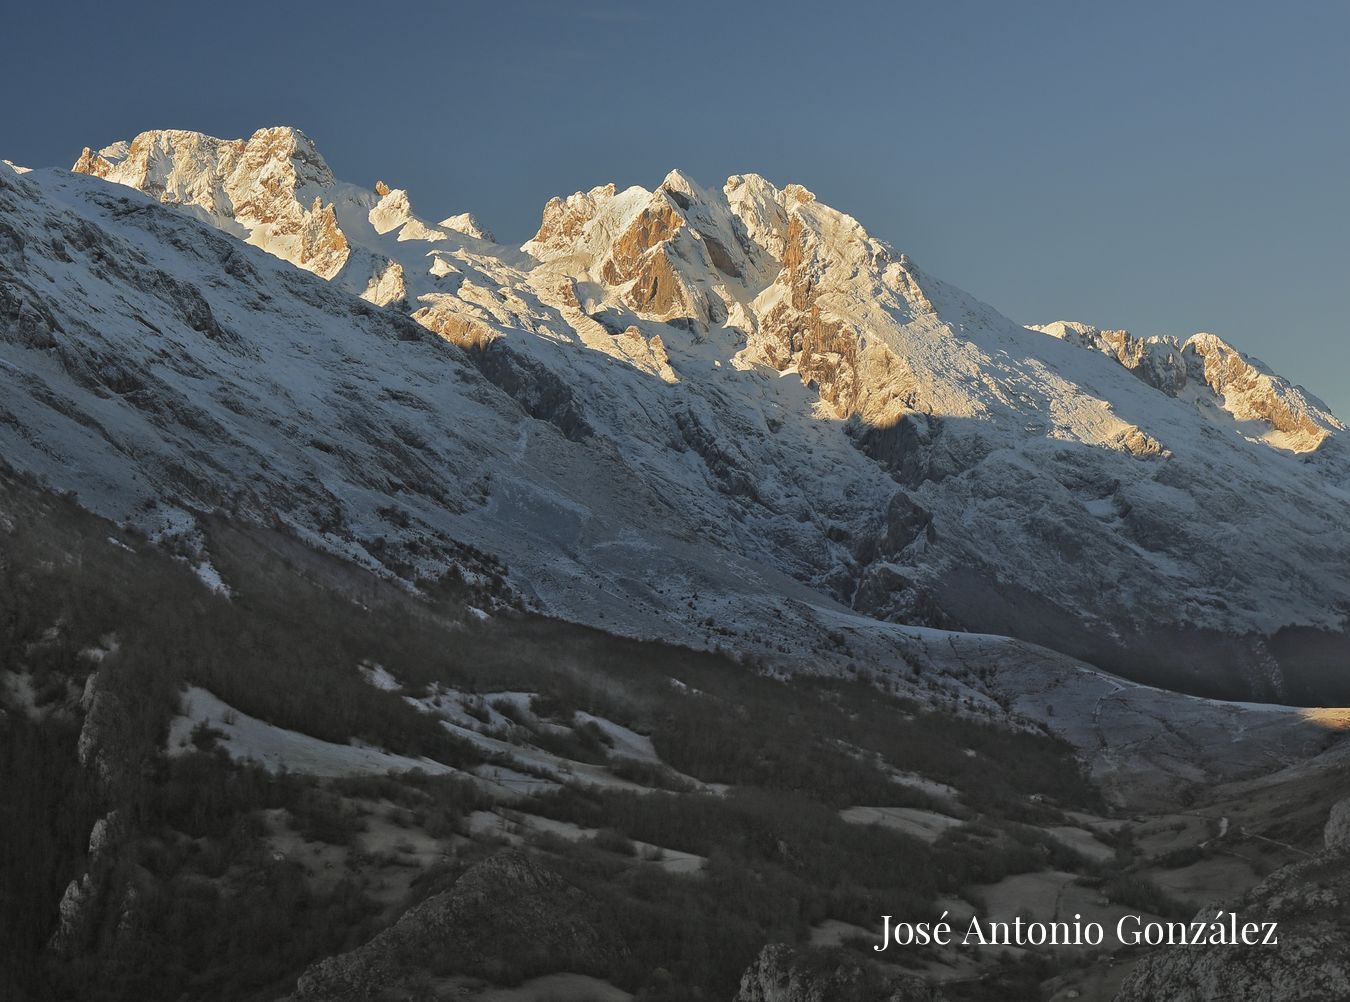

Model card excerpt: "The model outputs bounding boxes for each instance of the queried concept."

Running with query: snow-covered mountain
[9,126,1348,705]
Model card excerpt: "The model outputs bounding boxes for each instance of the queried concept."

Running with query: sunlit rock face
[1033,320,1343,452]
[74,127,351,279]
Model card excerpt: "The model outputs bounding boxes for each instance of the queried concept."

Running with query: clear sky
[5,0,1347,416]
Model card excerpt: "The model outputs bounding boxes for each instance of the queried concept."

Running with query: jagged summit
[72,127,1341,459]
[73,126,336,195]
[73,127,347,278]
[61,125,1348,457]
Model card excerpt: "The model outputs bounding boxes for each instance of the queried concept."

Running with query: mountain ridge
[4,125,1344,705]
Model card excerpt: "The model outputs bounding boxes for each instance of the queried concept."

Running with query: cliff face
[1114,799,1350,1002]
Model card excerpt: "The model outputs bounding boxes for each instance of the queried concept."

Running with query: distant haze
[6,0,1347,416]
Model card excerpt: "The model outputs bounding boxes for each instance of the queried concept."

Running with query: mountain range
[5,124,1345,705]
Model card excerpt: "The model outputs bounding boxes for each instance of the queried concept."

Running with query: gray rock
[1326,798,1350,852]
[734,943,947,1002]
[47,875,94,958]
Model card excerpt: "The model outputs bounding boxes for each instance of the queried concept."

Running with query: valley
[2,129,1349,1001]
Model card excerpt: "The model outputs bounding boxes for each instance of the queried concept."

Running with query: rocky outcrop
[355,257,407,308]
[48,871,97,958]
[878,491,935,557]
[613,325,677,384]
[295,197,350,280]
[77,671,126,786]
[1114,798,1350,1001]
[1184,332,1339,450]
[0,267,65,350]
[288,850,623,1001]
[734,943,947,1002]
[672,405,760,500]
[1326,798,1350,853]
[846,412,943,488]
[1110,424,1168,458]
[72,145,120,179]
[595,192,711,325]
[86,810,122,856]
[46,808,125,958]
[599,196,684,285]
[411,302,500,349]
[49,671,131,959]
[756,213,861,410]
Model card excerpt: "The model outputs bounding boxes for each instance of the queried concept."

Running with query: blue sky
[5,0,1347,416]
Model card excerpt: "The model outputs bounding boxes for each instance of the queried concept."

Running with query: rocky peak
[523,169,923,337]
[73,126,334,202]
[73,126,349,278]
[657,167,700,206]
[236,125,335,190]
[438,211,494,242]
[1034,321,1343,452]
[1182,332,1342,449]
[725,173,792,262]
[524,176,721,325]
[598,188,708,323]
[522,181,622,260]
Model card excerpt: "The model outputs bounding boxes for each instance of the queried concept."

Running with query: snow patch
[193,559,230,596]
[168,686,456,777]
[358,661,402,692]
